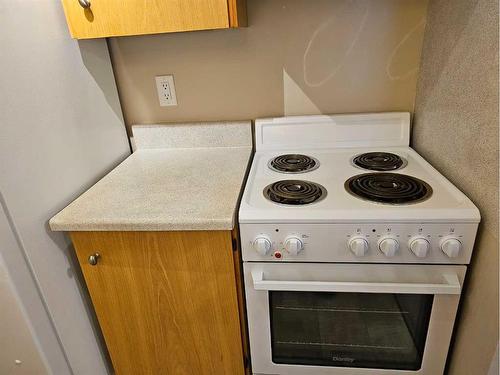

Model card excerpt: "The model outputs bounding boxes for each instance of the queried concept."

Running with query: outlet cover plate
[155,75,177,107]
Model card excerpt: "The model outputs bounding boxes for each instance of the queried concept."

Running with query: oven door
[244,262,465,375]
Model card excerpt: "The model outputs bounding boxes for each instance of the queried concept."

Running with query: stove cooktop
[239,113,479,224]
[240,147,479,224]
[238,113,480,265]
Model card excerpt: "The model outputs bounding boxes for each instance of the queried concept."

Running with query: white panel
[240,222,478,264]
[0,200,70,375]
[0,1,130,374]
[255,112,410,150]
[0,253,48,375]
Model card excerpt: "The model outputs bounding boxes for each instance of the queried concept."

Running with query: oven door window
[270,291,433,370]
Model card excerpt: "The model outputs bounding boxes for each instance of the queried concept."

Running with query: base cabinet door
[71,231,245,375]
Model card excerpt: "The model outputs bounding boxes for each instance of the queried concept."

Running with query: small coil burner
[345,173,432,204]
[352,152,406,171]
[268,154,319,174]
[264,180,327,205]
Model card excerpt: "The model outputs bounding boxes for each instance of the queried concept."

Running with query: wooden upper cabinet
[61,0,247,39]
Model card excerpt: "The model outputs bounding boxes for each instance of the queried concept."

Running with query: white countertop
[50,121,252,231]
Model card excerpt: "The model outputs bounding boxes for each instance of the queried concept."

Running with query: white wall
[0,199,69,374]
[0,0,130,373]
[0,250,48,375]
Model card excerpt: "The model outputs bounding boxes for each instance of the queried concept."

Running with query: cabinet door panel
[61,0,230,39]
[71,231,244,375]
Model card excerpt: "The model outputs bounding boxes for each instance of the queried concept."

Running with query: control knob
[409,237,430,258]
[348,236,369,257]
[253,236,272,256]
[440,237,462,258]
[284,236,304,256]
[378,236,399,257]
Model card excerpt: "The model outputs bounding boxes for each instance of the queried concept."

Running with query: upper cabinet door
[61,0,247,39]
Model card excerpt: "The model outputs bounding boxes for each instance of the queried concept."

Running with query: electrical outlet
[155,75,177,107]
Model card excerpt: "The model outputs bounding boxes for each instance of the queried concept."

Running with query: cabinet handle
[78,0,91,9]
[88,253,100,266]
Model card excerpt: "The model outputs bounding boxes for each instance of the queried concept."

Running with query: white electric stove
[239,113,480,375]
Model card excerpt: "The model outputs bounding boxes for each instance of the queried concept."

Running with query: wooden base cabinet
[71,231,245,375]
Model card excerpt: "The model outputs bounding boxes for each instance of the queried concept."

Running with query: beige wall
[109,0,428,131]
[412,0,499,374]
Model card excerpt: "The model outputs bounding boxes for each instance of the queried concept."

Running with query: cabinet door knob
[78,0,91,9]
[88,253,100,266]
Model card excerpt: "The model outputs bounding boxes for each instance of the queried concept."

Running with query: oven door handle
[251,270,461,295]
